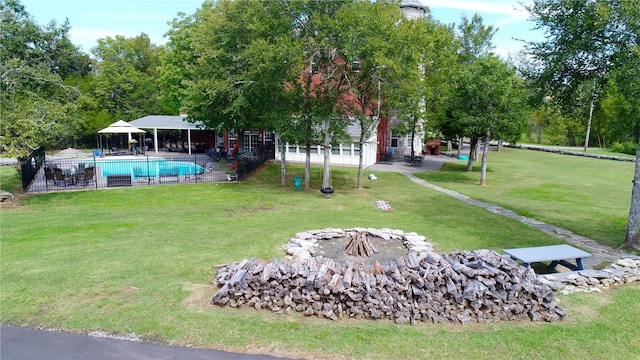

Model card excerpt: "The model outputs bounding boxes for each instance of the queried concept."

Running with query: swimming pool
[82,157,206,178]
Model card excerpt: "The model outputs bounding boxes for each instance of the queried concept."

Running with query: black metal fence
[25,147,271,193]
[20,147,46,191]
[237,145,272,179]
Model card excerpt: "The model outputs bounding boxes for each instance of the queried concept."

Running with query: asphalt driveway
[1,325,300,360]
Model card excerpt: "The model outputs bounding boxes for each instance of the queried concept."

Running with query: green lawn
[1,157,639,359]
[418,148,636,249]
[1,165,21,192]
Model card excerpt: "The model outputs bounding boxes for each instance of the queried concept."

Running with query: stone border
[538,257,640,294]
[282,227,433,261]
[509,144,635,162]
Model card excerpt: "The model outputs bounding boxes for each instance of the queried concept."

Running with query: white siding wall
[274,135,378,167]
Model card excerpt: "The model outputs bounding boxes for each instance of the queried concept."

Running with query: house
[274,123,378,167]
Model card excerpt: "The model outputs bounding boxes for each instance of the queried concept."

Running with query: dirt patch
[182,283,217,309]
[313,236,409,266]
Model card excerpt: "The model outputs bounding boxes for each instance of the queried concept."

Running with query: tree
[329,0,410,189]
[91,34,165,122]
[163,0,300,176]
[526,0,640,249]
[435,14,496,157]
[451,55,527,185]
[385,12,457,166]
[524,0,628,151]
[0,0,89,156]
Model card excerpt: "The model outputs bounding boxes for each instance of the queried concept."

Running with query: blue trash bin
[293,176,302,191]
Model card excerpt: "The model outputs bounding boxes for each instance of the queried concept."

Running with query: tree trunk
[322,119,332,196]
[623,135,640,249]
[497,139,503,152]
[280,145,287,187]
[457,137,463,156]
[480,131,491,186]
[410,126,416,158]
[474,141,480,161]
[447,140,453,152]
[584,82,597,152]
[466,137,477,172]
[304,143,311,191]
[357,138,364,189]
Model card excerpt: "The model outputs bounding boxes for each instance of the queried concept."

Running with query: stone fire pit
[282,227,434,265]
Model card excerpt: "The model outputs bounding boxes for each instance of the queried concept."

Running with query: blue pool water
[82,158,206,178]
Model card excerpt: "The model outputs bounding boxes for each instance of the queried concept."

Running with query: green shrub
[611,141,638,155]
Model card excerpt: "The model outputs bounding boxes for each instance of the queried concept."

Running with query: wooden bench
[106,174,132,187]
[503,244,592,272]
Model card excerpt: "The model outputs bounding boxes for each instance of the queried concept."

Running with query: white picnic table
[503,244,592,272]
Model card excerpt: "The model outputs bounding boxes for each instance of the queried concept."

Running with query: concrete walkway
[366,155,632,267]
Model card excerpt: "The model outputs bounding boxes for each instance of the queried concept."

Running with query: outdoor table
[503,244,592,272]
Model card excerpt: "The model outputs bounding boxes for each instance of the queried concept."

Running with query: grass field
[1,151,639,359]
[417,148,635,249]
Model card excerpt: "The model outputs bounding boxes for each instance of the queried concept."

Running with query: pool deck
[28,152,227,193]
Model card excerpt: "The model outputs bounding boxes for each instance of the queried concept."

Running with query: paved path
[0,324,297,360]
[366,155,632,266]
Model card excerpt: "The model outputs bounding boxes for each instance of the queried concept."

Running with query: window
[351,58,361,72]
[331,144,341,155]
[391,131,400,148]
[243,131,259,153]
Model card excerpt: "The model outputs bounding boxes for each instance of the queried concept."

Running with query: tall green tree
[0,0,90,156]
[451,55,527,184]
[163,0,299,167]
[524,0,629,151]
[526,0,640,249]
[385,12,457,161]
[91,33,165,123]
[436,14,496,155]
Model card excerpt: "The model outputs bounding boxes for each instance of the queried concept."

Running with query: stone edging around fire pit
[282,227,433,261]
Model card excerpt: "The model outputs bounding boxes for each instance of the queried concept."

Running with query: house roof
[128,115,206,130]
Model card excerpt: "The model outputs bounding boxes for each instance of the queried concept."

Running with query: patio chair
[76,163,85,176]
[53,168,73,186]
[76,166,95,186]
[195,162,214,181]
[44,167,56,186]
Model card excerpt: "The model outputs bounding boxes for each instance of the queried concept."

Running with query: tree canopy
[0,0,90,156]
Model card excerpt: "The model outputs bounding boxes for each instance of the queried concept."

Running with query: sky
[20,0,545,58]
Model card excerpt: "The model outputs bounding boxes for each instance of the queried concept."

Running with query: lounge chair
[133,167,154,182]
[159,167,180,183]
[76,166,95,186]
